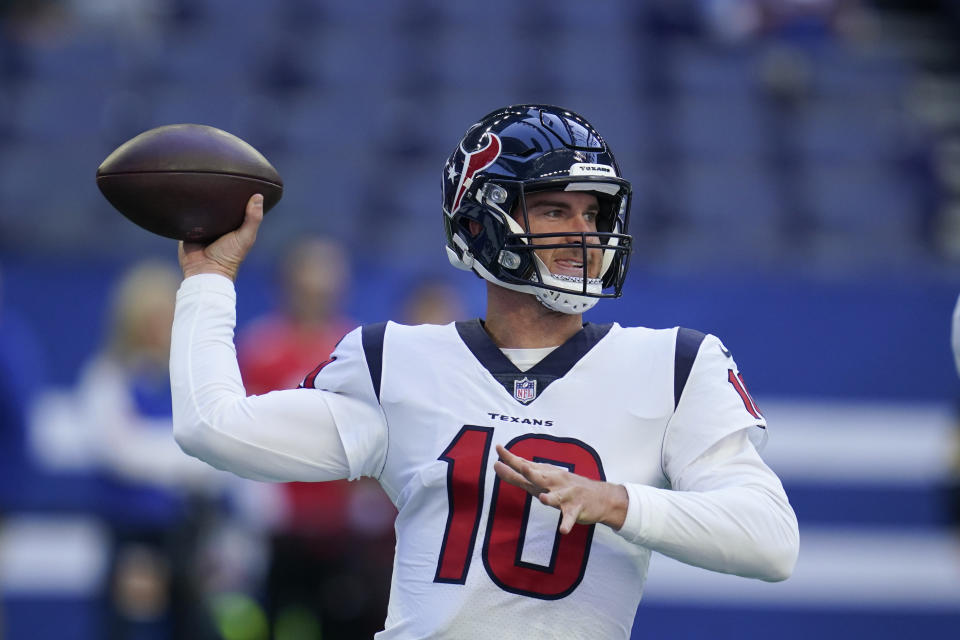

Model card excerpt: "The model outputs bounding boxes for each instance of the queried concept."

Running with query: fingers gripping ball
[96,124,283,242]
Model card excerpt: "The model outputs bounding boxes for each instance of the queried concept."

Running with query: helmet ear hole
[467,220,483,237]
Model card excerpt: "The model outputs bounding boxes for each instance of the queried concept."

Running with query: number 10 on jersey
[433,425,605,600]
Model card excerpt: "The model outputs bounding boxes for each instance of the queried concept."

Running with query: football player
[171,105,799,639]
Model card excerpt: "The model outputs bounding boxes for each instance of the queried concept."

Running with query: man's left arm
[494,428,798,581]
[615,427,798,581]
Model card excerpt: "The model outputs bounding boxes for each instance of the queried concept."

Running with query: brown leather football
[96,124,283,242]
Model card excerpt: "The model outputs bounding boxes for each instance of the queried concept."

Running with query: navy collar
[455,318,613,405]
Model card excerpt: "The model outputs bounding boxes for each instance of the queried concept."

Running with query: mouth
[552,258,586,277]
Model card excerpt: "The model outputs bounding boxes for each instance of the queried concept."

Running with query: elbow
[759,539,798,582]
[746,484,800,582]
[758,515,800,582]
[172,404,208,460]
[173,417,200,457]
[171,377,204,458]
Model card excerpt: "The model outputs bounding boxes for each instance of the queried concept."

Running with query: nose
[564,212,599,243]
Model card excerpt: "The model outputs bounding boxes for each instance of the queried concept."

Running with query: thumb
[184,194,264,281]
[558,504,579,535]
[235,194,264,248]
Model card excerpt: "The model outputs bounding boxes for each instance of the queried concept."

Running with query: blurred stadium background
[1,0,960,638]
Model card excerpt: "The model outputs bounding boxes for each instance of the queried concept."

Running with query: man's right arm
[171,194,387,483]
[171,273,355,482]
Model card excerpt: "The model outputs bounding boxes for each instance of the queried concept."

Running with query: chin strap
[529,254,601,314]
[534,287,599,314]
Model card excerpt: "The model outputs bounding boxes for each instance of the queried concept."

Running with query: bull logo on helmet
[450,132,502,214]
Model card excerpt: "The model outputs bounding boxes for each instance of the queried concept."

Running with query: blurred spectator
[237,236,394,640]
[62,0,170,45]
[75,260,225,640]
[239,237,352,394]
[757,0,850,43]
[700,0,763,44]
[700,0,874,45]
[400,277,467,326]
[80,261,213,490]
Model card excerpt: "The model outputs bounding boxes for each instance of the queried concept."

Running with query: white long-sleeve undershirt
[171,274,798,582]
[171,274,351,482]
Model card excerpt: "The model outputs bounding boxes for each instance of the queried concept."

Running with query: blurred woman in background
[76,260,232,640]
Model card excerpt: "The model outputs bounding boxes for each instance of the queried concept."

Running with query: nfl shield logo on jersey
[513,377,537,404]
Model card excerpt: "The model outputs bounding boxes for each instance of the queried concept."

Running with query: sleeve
[302,323,390,479]
[663,333,767,478]
[616,428,799,581]
[170,274,386,482]
[613,332,798,581]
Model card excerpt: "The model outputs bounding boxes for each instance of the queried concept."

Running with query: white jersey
[171,275,798,640]
[308,320,768,639]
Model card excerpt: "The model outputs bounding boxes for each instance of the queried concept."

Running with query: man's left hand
[493,444,628,534]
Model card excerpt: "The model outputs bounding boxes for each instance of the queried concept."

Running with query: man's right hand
[179,194,264,282]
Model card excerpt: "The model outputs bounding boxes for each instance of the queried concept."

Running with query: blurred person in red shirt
[239,237,353,397]
[237,236,394,640]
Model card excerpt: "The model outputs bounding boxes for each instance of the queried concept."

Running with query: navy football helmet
[442,104,632,313]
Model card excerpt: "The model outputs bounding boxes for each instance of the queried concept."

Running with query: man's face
[513,190,603,280]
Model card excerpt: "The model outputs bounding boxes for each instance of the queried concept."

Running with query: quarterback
[171,105,799,639]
